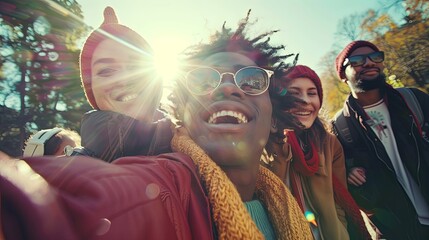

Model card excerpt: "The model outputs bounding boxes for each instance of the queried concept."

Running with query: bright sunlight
[150,38,189,103]
[152,40,185,88]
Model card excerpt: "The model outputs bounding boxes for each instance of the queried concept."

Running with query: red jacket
[1,153,213,240]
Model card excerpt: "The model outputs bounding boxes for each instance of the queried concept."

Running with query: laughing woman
[73,6,172,161]
[264,65,371,240]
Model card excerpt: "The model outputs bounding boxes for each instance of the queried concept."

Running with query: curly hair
[164,9,297,124]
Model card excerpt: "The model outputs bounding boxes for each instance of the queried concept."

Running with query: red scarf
[287,131,319,212]
[288,131,319,176]
[287,130,371,240]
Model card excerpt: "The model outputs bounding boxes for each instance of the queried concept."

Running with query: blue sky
[78,0,395,74]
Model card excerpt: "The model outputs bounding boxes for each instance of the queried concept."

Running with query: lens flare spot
[236,141,247,151]
[258,138,266,148]
[305,211,317,226]
[146,183,160,199]
[48,52,59,61]
[95,218,111,236]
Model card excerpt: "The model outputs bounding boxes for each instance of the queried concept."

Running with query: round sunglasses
[343,51,385,67]
[185,66,273,96]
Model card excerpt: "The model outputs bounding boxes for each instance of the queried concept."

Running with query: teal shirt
[244,200,276,240]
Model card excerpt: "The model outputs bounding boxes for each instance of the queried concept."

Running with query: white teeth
[208,110,248,124]
[110,87,140,102]
[293,111,311,116]
[119,93,138,102]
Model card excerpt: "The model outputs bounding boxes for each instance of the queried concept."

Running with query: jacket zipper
[364,132,394,173]
[409,115,422,187]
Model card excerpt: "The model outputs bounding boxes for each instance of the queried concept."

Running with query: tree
[318,50,350,119]
[376,21,429,90]
[0,0,91,157]
[0,105,20,156]
[402,0,429,23]
[335,13,368,42]
[360,0,429,91]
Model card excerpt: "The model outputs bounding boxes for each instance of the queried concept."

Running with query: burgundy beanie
[335,40,380,80]
[283,65,323,106]
[80,6,153,109]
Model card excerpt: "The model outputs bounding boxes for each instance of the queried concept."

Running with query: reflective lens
[344,51,384,67]
[186,68,220,95]
[235,67,270,95]
[185,66,273,96]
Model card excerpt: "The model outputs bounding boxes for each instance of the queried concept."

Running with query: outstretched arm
[0,155,209,239]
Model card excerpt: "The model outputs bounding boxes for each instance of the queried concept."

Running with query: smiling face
[344,46,386,93]
[91,38,162,122]
[182,52,272,167]
[285,77,320,129]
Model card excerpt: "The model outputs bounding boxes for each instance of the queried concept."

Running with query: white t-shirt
[364,99,429,225]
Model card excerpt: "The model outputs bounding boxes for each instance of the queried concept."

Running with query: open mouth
[208,110,248,124]
[291,111,312,117]
[116,93,138,102]
[110,89,140,102]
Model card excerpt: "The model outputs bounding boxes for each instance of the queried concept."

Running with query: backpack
[333,87,424,148]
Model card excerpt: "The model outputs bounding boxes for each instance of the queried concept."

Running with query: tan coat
[264,132,349,240]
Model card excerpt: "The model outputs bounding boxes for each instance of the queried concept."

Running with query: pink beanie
[335,40,379,80]
[79,6,153,109]
[282,65,323,106]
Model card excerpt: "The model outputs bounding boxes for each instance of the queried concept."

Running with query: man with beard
[332,40,429,240]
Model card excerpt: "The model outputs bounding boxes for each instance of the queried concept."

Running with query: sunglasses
[185,66,273,96]
[343,51,384,67]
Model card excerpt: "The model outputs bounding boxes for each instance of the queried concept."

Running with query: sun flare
[152,44,183,88]
[151,39,189,104]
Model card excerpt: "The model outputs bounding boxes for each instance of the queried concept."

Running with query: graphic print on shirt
[367,110,388,140]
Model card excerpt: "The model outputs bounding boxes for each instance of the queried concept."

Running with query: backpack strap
[332,110,354,149]
[332,110,363,169]
[396,87,424,128]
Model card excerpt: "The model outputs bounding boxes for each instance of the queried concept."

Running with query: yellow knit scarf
[171,127,312,240]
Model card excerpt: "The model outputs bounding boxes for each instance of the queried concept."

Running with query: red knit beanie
[335,40,380,81]
[282,65,323,106]
[79,6,153,109]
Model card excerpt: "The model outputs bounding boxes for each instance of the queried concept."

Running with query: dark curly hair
[164,10,297,124]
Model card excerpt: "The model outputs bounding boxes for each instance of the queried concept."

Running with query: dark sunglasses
[343,51,384,67]
[185,66,273,96]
